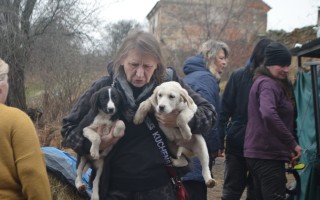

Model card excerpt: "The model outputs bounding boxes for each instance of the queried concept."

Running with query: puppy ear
[180,88,195,108]
[90,91,100,112]
[150,87,159,107]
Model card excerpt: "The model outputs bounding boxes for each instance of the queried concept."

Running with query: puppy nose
[158,105,165,112]
[107,108,114,113]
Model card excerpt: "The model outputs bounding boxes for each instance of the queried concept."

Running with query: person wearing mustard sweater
[0,58,52,200]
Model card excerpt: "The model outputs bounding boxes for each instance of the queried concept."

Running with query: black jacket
[219,63,254,156]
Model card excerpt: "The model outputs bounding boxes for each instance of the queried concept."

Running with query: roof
[291,38,320,58]
[146,1,160,20]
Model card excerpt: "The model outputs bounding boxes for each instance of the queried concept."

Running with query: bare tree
[0,0,100,111]
[27,23,93,123]
[102,20,141,59]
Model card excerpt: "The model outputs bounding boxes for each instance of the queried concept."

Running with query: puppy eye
[169,94,175,99]
[158,94,162,97]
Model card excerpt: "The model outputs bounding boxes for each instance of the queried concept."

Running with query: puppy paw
[75,179,86,192]
[206,179,216,188]
[181,132,192,141]
[178,127,192,140]
[133,115,144,125]
[171,157,189,167]
[90,148,100,160]
[184,133,192,140]
[78,184,86,192]
[113,120,125,138]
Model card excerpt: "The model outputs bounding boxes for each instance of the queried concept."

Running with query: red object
[177,181,188,200]
[166,166,188,200]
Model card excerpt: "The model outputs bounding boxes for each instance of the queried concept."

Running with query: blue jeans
[222,154,256,200]
[246,158,287,200]
[106,181,176,200]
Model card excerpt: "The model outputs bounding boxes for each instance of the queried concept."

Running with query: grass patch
[26,83,44,104]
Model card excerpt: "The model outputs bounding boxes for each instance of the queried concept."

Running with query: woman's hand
[155,111,179,128]
[97,123,124,150]
[291,144,302,164]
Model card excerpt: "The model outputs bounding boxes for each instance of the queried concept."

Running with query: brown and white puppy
[133,81,215,188]
[75,86,125,200]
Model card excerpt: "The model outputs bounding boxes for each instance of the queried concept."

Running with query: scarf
[114,74,156,122]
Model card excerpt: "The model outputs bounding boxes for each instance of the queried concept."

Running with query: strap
[144,116,173,166]
[144,116,188,200]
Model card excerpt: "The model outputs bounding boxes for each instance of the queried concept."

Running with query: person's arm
[61,76,112,155]
[12,109,52,200]
[258,81,298,150]
[184,75,221,156]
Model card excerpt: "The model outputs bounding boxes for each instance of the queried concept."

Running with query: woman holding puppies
[0,58,52,199]
[61,30,216,200]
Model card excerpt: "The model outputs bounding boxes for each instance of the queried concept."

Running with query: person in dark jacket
[245,42,302,200]
[219,38,273,200]
[182,40,230,200]
[61,29,216,200]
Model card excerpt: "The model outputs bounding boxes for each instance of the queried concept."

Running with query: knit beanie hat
[264,42,291,66]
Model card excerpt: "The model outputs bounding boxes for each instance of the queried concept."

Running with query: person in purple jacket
[244,42,302,200]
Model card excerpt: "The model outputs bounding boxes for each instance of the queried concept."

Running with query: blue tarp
[41,146,92,197]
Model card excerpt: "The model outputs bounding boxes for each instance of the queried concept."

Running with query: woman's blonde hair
[0,58,9,84]
[198,39,230,68]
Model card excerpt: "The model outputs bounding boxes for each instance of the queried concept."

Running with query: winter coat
[218,62,253,156]
[244,75,298,161]
[182,54,220,182]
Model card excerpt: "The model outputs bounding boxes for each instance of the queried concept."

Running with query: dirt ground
[207,157,247,199]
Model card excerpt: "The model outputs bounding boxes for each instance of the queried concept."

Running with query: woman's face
[122,50,158,88]
[211,49,227,74]
[267,65,290,80]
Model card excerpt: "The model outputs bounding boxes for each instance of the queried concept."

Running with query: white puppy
[133,81,215,188]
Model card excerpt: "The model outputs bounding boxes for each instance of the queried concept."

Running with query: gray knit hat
[264,42,291,66]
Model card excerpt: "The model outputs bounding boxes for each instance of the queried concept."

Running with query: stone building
[146,0,271,70]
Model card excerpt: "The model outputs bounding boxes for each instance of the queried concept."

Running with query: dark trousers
[222,154,255,200]
[246,158,287,200]
[182,151,215,200]
[106,181,176,200]
[183,180,207,200]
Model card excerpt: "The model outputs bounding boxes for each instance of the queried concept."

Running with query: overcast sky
[98,0,320,32]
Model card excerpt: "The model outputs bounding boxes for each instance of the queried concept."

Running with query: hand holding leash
[291,145,302,164]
